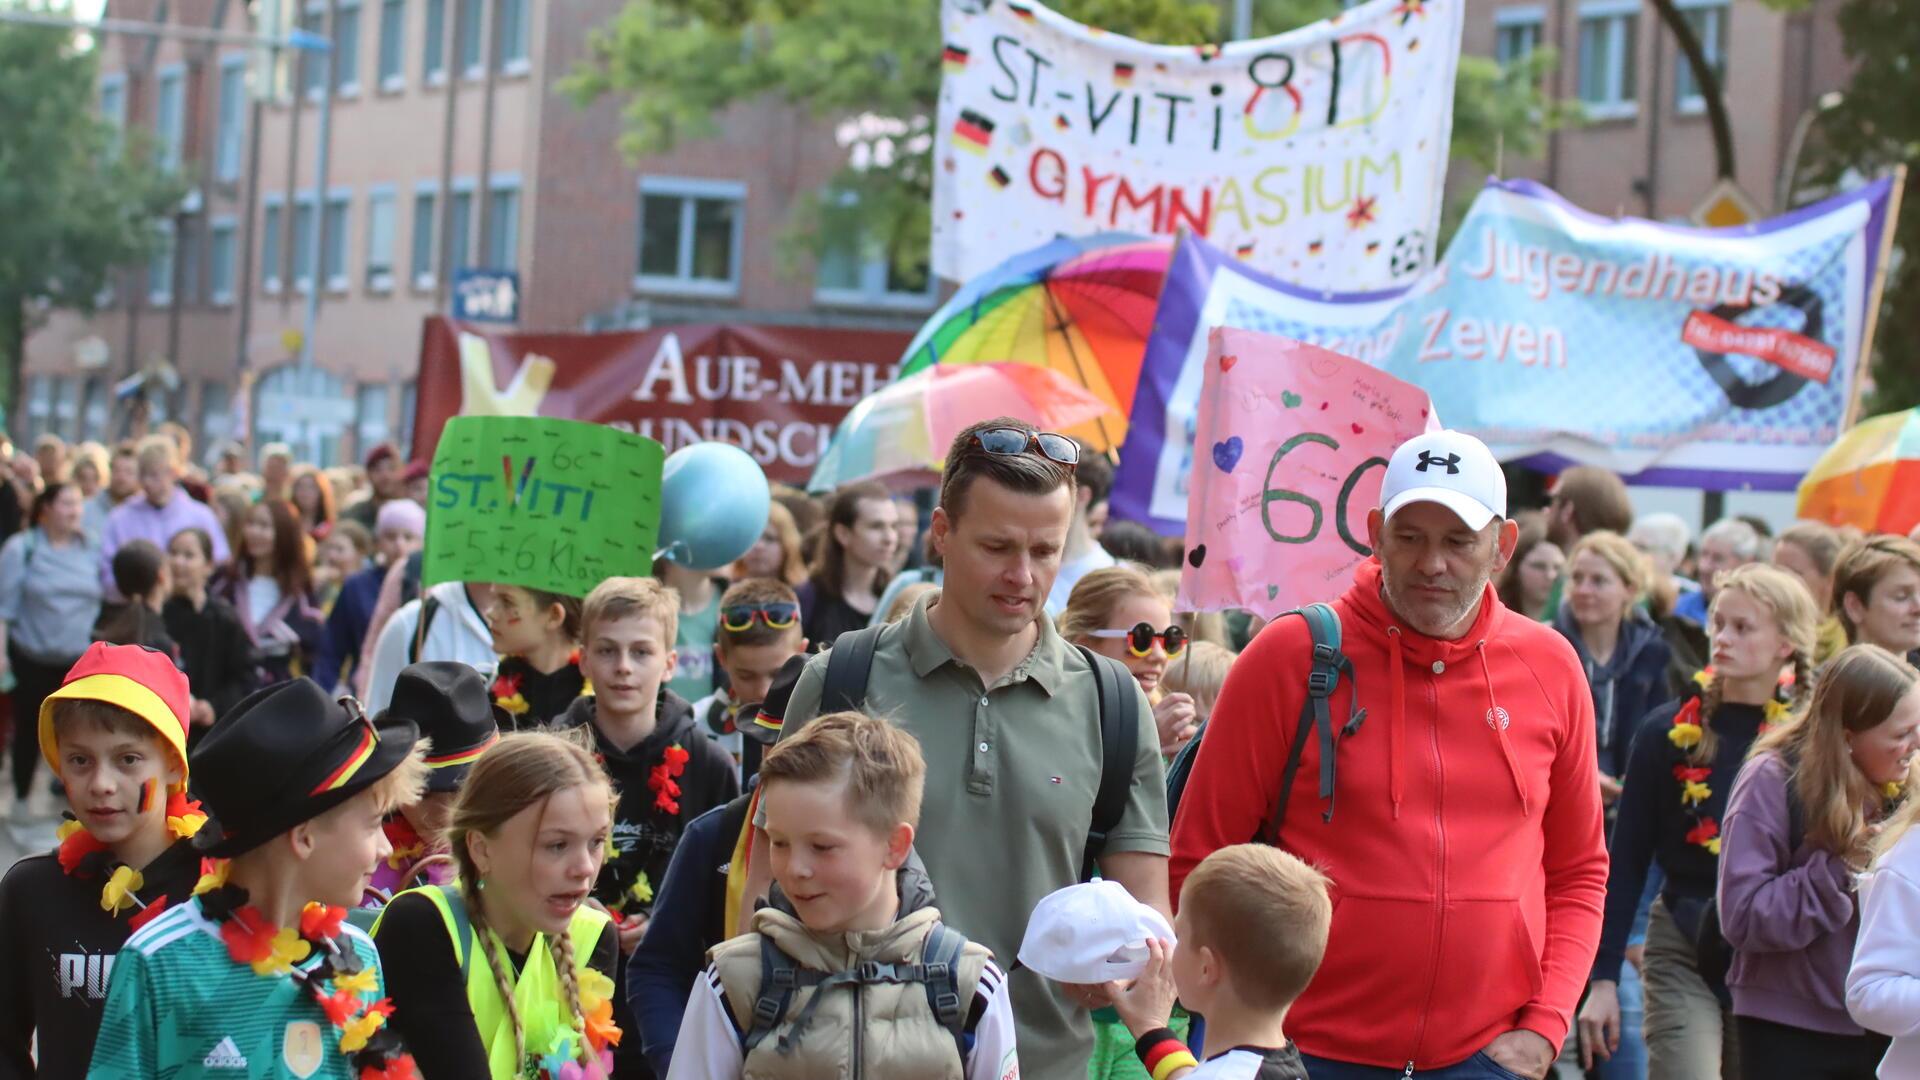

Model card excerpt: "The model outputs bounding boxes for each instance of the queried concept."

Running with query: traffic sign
[453,269,520,324]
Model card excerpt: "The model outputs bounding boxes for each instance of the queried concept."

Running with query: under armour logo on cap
[1379,430,1508,531]
[1416,451,1461,475]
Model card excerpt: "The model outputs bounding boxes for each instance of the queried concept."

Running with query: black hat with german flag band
[190,678,420,857]
[740,654,809,748]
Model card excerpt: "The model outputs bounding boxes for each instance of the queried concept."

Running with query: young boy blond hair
[693,577,809,775]
[1110,844,1331,1080]
[668,711,1019,1080]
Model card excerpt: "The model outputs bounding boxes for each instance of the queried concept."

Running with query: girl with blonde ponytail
[1579,563,1818,1080]
[374,731,622,1079]
[1720,644,1918,1079]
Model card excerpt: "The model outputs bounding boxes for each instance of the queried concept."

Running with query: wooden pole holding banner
[1842,164,1907,431]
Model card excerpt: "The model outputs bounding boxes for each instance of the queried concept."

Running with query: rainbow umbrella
[809,362,1118,493]
[1797,407,1920,533]
[898,233,1171,452]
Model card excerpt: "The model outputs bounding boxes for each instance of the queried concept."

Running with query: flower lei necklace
[1668,668,1795,855]
[493,650,588,717]
[198,884,418,1080]
[56,783,210,931]
[648,744,691,816]
[382,816,427,871]
[524,965,622,1080]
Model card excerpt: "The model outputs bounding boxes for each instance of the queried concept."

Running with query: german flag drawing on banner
[1236,242,1255,259]
[1008,2,1036,20]
[1113,61,1135,86]
[942,44,969,73]
[953,109,995,154]
[988,166,1011,189]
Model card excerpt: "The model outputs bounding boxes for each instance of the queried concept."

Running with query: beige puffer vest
[710,904,991,1080]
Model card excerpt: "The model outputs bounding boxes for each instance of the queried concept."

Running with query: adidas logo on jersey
[203,1037,249,1069]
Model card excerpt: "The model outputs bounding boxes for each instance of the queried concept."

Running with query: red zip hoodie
[1170,560,1608,1071]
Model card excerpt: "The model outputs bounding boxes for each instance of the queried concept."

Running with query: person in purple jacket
[1719,643,1920,1079]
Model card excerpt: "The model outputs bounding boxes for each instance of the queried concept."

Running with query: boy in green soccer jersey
[86,679,428,1080]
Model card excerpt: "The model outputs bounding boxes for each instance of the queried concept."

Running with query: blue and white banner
[1112,176,1897,533]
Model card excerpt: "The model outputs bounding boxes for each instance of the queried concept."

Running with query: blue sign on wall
[452,269,520,323]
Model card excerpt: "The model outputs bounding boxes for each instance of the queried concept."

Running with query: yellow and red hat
[40,643,192,788]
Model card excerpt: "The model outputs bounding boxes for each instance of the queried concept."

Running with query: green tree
[567,0,1570,276]
[0,14,186,424]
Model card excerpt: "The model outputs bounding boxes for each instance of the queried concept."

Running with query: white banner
[931,0,1463,289]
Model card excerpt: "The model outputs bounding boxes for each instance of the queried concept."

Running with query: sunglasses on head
[1088,622,1187,659]
[970,427,1080,467]
[721,603,801,633]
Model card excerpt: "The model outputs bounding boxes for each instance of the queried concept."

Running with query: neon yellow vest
[378,885,610,1079]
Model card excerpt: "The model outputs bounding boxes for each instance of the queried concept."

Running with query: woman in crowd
[162,527,257,740]
[1498,516,1565,622]
[1578,563,1818,1080]
[70,441,110,538]
[1774,521,1849,665]
[484,584,585,730]
[796,481,898,650]
[0,482,102,808]
[1720,643,1918,1079]
[1060,565,1197,758]
[728,499,807,587]
[1554,531,1674,806]
[290,464,337,542]
[315,519,373,611]
[1830,535,1920,660]
[1845,666,1920,1078]
[218,498,324,685]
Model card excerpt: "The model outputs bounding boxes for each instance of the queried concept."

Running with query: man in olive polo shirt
[752,416,1171,1079]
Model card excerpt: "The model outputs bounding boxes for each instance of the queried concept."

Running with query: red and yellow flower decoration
[649,744,690,816]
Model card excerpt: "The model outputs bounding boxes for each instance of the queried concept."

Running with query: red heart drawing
[1420,408,1429,418]
[1351,423,1364,435]
[1320,402,1330,411]
[1220,354,1239,373]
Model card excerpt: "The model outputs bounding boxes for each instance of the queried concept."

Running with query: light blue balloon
[657,442,770,570]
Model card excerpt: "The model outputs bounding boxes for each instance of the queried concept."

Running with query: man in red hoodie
[1170,429,1608,1080]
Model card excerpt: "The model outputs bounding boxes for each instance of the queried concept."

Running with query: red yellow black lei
[1667,668,1794,855]
[56,787,210,931]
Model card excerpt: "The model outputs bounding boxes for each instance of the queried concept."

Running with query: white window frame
[155,63,186,172]
[1576,0,1640,121]
[332,0,363,98]
[323,186,353,294]
[411,181,439,289]
[483,172,521,269]
[1673,0,1728,116]
[148,221,176,305]
[262,193,286,294]
[1493,5,1546,67]
[377,0,406,92]
[366,183,398,293]
[214,54,247,183]
[633,177,747,299]
[209,216,238,305]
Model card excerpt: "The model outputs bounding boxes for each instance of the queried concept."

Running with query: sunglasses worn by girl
[1088,622,1187,659]
[721,603,801,632]
[970,427,1080,467]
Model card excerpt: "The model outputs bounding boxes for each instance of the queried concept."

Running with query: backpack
[742,920,972,1060]
[818,623,1138,882]
[408,592,443,665]
[1164,603,1363,843]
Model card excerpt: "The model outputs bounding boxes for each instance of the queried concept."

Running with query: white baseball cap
[1380,430,1507,531]
[1017,881,1175,985]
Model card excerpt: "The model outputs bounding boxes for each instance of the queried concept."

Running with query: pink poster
[1178,327,1439,618]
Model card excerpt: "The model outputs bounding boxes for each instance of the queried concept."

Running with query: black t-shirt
[373,890,620,1080]
[0,839,201,1078]
[797,580,877,652]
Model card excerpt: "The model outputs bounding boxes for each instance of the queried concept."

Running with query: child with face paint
[0,643,211,1077]
[365,662,502,902]
[485,585,586,730]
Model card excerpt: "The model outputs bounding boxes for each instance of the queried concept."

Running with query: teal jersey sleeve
[85,944,154,1080]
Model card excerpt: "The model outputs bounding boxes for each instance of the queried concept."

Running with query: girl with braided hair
[1578,563,1818,1080]
[373,731,623,1079]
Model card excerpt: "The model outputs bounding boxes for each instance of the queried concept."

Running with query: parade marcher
[1045,444,1116,617]
[1830,535,1920,659]
[218,498,325,687]
[0,644,208,1078]
[362,579,497,716]
[1171,429,1608,1080]
[1773,522,1849,665]
[318,498,424,693]
[1629,513,1697,599]
[483,584,586,731]
[1541,465,1635,619]
[1663,517,1768,693]
[373,731,619,1080]
[727,500,807,588]
[756,417,1170,1080]
[691,577,809,780]
[1105,845,1330,1080]
[87,678,427,1079]
[1846,686,1920,1079]
[0,482,104,808]
[1578,563,1817,1079]
[98,436,228,599]
[1553,530,1674,807]
[1496,516,1565,623]
[93,541,178,660]
[340,443,404,533]
[290,465,337,544]
[796,481,899,650]
[1718,644,1918,1079]
[1061,564,1199,757]
[365,662,501,901]
[70,442,109,540]
[162,528,257,742]
[667,711,1018,1080]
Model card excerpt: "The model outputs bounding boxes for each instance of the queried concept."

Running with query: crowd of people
[5,416,1920,1080]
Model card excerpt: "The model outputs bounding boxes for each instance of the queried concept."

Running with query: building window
[293,195,317,292]
[484,180,519,268]
[367,188,397,291]
[814,190,933,309]
[410,186,437,286]
[262,198,285,292]
[1674,0,1728,113]
[148,223,176,304]
[99,74,127,131]
[178,223,200,304]
[215,56,246,182]
[210,219,238,305]
[398,380,417,455]
[155,65,185,172]
[635,178,745,296]
[82,377,109,441]
[497,0,528,71]
[356,383,390,451]
[54,379,81,440]
[323,191,351,291]
[300,5,327,97]
[1494,6,1545,68]
[449,185,474,271]
[424,0,446,83]
[25,378,52,441]
[200,382,232,447]
[1578,2,1639,119]
[457,0,483,76]
[378,0,405,89]
[333,0,362,95]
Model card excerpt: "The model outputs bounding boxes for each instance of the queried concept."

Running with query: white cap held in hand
[1017,880,1175,985]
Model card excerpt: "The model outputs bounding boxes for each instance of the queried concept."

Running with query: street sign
[1690,179,1762,228]
[452,269,520,324]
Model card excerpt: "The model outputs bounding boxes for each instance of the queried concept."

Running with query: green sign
[424,416,665,597]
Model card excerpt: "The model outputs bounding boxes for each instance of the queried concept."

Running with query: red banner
[1680,310,1838,385]
[411,318,912,485]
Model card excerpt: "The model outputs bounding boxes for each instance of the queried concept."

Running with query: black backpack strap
[920,922,969,1061]
[408,593,442,666]
[819,624,885,717]
[1265,604,1363,844]
[1076,645,1140,882]
[743,935,802,1053]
